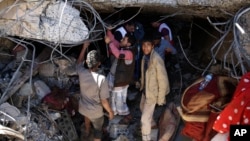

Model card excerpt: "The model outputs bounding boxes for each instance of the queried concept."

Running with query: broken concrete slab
[0,0,89,44]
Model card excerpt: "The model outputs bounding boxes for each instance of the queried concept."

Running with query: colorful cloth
[213,72,250,134]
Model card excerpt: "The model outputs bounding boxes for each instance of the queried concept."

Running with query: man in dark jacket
[105,30,136,117]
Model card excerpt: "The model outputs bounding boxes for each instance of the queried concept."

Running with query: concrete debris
[33,80,51,101]
[109,124,129,139]
[0,102,20,117]
[0,0,89,44]
[48,112,61,121]
[114,135,129,141]
[53,57,76,75]
[38,62,57,77]
[0,0,249,140]
[18,82,34,96]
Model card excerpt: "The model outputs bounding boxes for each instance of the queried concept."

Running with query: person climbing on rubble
[76,41,114,141]
[138,35,170,141]
[105,29,136,124]
[151,20,174,45]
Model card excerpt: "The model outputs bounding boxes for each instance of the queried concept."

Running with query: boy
[139,36,170,141]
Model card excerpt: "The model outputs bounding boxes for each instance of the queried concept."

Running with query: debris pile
[0,0,249,141]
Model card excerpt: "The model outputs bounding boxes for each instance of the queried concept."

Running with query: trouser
[140,94,156,141]
[110,85,130,115]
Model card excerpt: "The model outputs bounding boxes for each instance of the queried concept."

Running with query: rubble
[0,0,249,141]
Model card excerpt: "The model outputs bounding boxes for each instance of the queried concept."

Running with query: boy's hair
[141,34,154,44]
[125,33,136,46]
[86,50,100,69]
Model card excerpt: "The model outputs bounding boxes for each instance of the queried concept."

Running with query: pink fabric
[106,30,133,60]
[213,72,250,135]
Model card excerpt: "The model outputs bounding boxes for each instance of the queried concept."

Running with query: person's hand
[135,81,140,89]
[166,47,172,53]
[104,36,111,44]
[108,110,114,120]
[83,41,90,49]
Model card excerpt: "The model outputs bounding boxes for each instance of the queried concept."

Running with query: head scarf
[86,50,100,68]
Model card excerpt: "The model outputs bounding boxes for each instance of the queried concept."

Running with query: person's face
[126,25,135,33]
[142,41,154,55]
[120,37,131,47]
[151,22,159,28]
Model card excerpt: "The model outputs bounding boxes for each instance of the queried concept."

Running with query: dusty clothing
[139,50,170,105]
[139,50,169,140]
[77,64,109,119]
[140,94,156,140]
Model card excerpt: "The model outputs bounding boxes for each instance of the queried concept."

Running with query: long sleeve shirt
[107,30,133,60]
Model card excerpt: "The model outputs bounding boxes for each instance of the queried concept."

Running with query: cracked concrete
[85,0,250,18]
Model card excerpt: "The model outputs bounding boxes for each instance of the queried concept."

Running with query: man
[114,21,135,42]
[77,42,114,141]
[139,36,170,141]
[153,31,177,61]
[151,21,174,45]
[105,30,136,118]
[134,21,145,81]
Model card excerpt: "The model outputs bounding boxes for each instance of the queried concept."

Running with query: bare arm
[77,41,90,64]
[101,99,114,120]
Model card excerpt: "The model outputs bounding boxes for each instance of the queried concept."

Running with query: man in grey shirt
[77,42,114,141]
